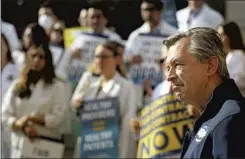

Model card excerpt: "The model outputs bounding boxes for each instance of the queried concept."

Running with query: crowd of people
[1,0,245,158]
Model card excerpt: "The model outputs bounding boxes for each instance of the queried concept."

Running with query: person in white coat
[125,0,177,106]
[56,1,122,87]
[125,0,177,66]
[71,40,127,109]
[2,44,67,158]
[1,33,20,158]
[218,22,245,97]
[72,41,137,158]
[176,0,224,32]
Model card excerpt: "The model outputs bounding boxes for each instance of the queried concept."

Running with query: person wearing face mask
[176,0,224,32]
[38,2,58,35]
[1,44,68,158]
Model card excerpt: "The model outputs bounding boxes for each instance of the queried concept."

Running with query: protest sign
[80,97,119,158]
[129,33,168,88]
[20,136,64,158]
[67,32,107,90]
[63,27,90,49]
[137,93,194,158]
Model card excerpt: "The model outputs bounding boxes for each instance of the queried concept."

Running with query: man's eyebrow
[169,57,184,64]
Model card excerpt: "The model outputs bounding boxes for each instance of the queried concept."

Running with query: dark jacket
[181,79,245,158]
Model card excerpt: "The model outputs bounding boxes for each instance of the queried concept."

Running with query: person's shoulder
[52,77,68,86]
[176,7,189,16]
[231,50,245,59]
[204,4,223,20]
[115,73,133,87]
[1,21,16,33]
[213,99,245,130]
[104,28,122,41]
[2,20,14,28]
[161,21,178,35]
[127,25,145,40]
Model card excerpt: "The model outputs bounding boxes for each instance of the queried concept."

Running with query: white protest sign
[68,32,108,90]
[20,136,64,158]
[129,34,167,87]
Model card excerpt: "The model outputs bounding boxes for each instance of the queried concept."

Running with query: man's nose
[166,68,177,82]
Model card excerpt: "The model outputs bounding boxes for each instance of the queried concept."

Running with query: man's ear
[207,56,219,76]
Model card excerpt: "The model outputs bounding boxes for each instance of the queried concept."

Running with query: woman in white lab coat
[73,41,137,158]
[218,22,245,97]
[71,40,128,109]
[2,44,67,158]
[1,33,20,158]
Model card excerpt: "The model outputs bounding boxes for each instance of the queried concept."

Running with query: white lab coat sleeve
[2,81,18,130]
[44,81,67,129]
[71,71,91,103]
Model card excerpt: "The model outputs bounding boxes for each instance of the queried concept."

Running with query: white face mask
[38,15,54,30]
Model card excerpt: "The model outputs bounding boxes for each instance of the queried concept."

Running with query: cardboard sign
[67,32,107,91]
[129,33,168,87]
[20,136,64,158]
[137,93,194,158]
[80,97,119,158]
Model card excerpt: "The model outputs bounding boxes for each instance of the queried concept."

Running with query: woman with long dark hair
[2,43,67,158]
[218,21,245,96]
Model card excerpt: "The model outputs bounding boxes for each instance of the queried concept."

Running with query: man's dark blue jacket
[181,79,245,158]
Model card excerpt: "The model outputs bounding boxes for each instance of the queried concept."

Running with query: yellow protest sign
[137,93,194,158]
[63,27,90,49]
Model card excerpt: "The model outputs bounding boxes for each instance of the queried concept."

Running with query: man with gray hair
[163,27,245,158]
